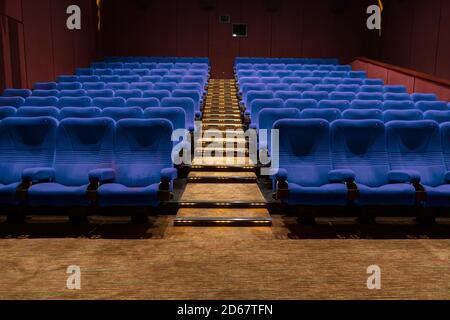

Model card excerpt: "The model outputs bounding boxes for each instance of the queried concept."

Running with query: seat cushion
[287,183,348,206]
[28,183,89,207]
[0,182,21,205]
[97,183,160,207]
[357,183,416,207]
[425,185,450,207]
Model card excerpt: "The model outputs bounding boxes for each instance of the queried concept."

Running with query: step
[174,217,272,227]
[175,201,267,209]
[180,183,266,204]
[187,171,256,183]
[192,156,255,166]
[190,165,257,172]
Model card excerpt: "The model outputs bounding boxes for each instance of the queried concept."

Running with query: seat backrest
[383,110,423,122]
[142,90,171,102]
[78,76,100,83]
[383,101,415,111]
[337,84,360,93]
[322,77,343,85]
[314,84,337,93]
[24,96,58,107]
[115,89,143,100]
[102,107,144,121]
[360,85,384,93]
[172,90,200,106]
[331,120,388,187]
[318,100,350,111]
[329,92,356,101]
[440,123,450,171]
[364,79,384,86]
[60,107,102,119]
[416,101,448,112]
[58,89,87,98]
[105,83,129,91]
[351,100,383,110]
[329,71,348,78]
[3,89,32,98]
[289,83,314,92]
[58,75,78,83]
[100,75,121,83]
[387,120,445,187]
[154,82,177,92]
[250,99,284,126]
[302,91,329,101]
[302,77,322,85]
[284,99,317,112]
[266,84,290,92]
[245,90,274,108]
[0,117,57,185]
[356,93,384,102]
[34,82,57,90]
[57,82,82,91]
[129,82,153,91]
[126,97,160,109]
[161,97,195,127]
[342,109,383,120]
[87,89,114,99]
[141,76,163,83]
[342,78,364,86]
[384,93,412,101]
[424,110,450,124]
[57,97,92,108]
[301,108,341,122]
[93,69,113,76]
[0,107,16,119]
[260,77,281,85]
[144,107,186,131]
[274,119,332,187]
[281,77,302,85]
[93,97,126,109]
[274,91,302,101]
[16,107,60,119]
[258,108,301,132]
[412,93,437,103]
[0,97,25,107]
[349,71,367,79]
[54,118,115,186]
[31,90,59,97]
[384,85,407,94]
[83,83,106,91]
[113,119,173,187]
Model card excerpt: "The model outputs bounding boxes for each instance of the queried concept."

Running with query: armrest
[244,111,251,117]
[329,169,356,183]
[89,169,116,183]
[275,168,288,182]
[161,168,178,182]
[388,170,421,184]
[22,167,55,182]
[249,123,257,130]
[188,125,195,132]
[445,172,450,183]
[195,111,202,120]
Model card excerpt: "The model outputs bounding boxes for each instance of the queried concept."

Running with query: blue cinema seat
[424,111,450,124]
[273,119,349,206]
[329,92,356,101]
[274,91,302,101]
[244,90,274,110]
[383,101,415,111]
[284,99,317,112]
[93,97,126,109]
[102,107,144,121]
[387,120,448,208]
[247,98,284,129]
[60,107,102,119]
[31,90,59,97]
[96,119,177,207]
[57,82,82,91]
[27,118,115,207]
[129,83,153,91]
[172,90,201,111]
[0,97,25,108]
[331,120,416,207]
[384,85,407,94]
[57,97,92,109]
[342,109,383,121]
[87,89,115,99]
[24,97,58,107]
[126,98,160,109]
[318,100,350,112]
[144,107,186,131]
[161,97,199,131]
[83,83,106,91]
[58,89,87,98]
[384,93,412,102]
[0,107,16,119]
[351,100,383,110]
[143,90,171,102]
[3,89,32,98]
[0,117,58,205]
[301,108,341,122]
[383,110,423,122]
[16,107,60,119]
[411,93,438,103]
[115,90,143,100]
[416,101,448,112]
[34,82,57,90]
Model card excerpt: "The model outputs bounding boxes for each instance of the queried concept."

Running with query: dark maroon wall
[368,0,450,80]
[0,0,98,90]
[101,0,371,78]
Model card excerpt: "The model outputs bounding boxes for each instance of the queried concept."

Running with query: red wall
[101,0,371,78]
[368,0,450,80]
[0,0,98,90]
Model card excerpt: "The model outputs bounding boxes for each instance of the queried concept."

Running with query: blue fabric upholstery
[142,90,171,102]
[87,89,114,98]
[274,91,302,101]
[332,120,416,206]
[127,98,160,109]
[0,117,57,205]
[97,119,175,207]
[17,107,60,119]
[318,100,350,111]
[0,107,16,120]
[342,109,383,120]
[383,110,423,122]
[161,97,197,129]
[25,97,58,107]
[301,109,341,122]
[33,82,57,90]
[3,89,32,98]
[115,90,143,100]
[284,99,317,111]
[31,90,59,97]
[144,107,186,131]
[102,107,144,121]
[57,97,92,108]
[302,91,329,101]
[28,118,115,207]
[0,97,25,108]
[93,97,126,109]
[60,107,102,119]
[424,111,450,124]
[416,101,448,112]
[58,89,87,97]
[412,93,438,103]
[383,101,415,111]
[273,119,348,206]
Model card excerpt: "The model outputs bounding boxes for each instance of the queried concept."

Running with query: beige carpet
[1,215,450,300]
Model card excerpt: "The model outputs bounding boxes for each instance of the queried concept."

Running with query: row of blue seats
[244,91,442,110]
[53,74,207,85]
[238,74,370,87]
[273,119,450,209]
[75,68,209,77]
[246,99,450,128]
[238,78,384,93]
[104,57,209,64]
[0,117,176,208]
[2,88,203,109]
[258,108,450,132]
[0,107,186,129]
[89,62,209,71]
[236,68,354,77]
[235,58,339,65]
[0,97,200,129]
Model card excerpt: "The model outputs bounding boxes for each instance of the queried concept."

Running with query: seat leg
[416,207,436,225]
[130,214,149,224]
[69,214,89,225]
[357,209,376,225]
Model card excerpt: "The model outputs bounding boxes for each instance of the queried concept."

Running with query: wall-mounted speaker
[200,0,216,11]
[265,0,281,12]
